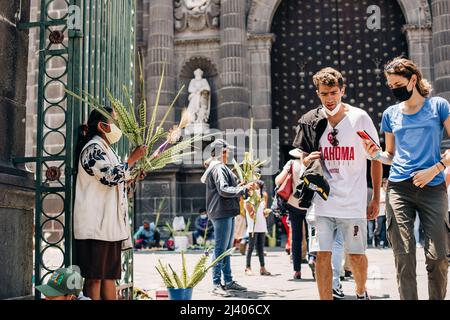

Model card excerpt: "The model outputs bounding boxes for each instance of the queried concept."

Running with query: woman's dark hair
[257,180,265,198]
[74,107,113,168]
[384,57,432,97]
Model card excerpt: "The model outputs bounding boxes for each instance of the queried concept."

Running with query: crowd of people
[65,56,448,300]
[202,57,449,300]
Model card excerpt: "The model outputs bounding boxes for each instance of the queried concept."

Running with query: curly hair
[313,67,345,89]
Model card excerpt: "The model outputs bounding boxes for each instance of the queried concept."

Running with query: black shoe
[224,281,247,291]
[333,284,345,300]
[344,270,353,278]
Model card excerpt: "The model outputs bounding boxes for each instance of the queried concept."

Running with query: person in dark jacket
[292,108,330,208]
[201,139,255,297]
[193,208,214,244]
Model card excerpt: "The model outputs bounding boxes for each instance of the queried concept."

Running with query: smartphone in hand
[356,130,381,149]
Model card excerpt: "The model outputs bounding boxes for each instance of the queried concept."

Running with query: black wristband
[439,160,446,170]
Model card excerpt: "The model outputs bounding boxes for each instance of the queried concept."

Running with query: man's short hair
[198,208,207,214]
[313,67,345,89]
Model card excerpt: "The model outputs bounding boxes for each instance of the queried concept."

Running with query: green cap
[36,268,84,297]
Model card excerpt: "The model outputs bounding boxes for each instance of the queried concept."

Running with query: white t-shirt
[310,106,380,219]
[245,200,268,233]
[379,188,386,217]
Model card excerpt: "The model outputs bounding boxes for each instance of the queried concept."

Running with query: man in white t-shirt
[294,67,382,300]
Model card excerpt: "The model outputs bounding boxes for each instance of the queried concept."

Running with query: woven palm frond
[178,108,190,129]
[168,264,183,289]
[147,64,165,145]
[181,251,188,288]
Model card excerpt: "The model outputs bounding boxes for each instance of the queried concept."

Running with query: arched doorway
[271,0,408,162]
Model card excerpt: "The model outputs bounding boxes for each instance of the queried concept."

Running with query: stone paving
[134,247,450,300]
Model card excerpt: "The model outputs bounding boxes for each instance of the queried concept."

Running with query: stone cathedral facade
[132,0,450,227]
[23,0,450,230]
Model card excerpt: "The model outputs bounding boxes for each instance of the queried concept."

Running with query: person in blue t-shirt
[134,220,160,249]
[365,57,450,300]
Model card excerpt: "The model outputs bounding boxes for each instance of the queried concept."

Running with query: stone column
[403,25,434,83]
[432,0,450,100]
[248,34,273,130]
[248,34,276,195]
[218,0,249,130]
[146,0,175,128]
[0,0,35,299]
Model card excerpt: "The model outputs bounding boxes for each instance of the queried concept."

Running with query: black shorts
[75,239,122,280]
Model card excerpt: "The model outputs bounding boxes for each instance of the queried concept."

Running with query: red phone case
[357,130,380,148]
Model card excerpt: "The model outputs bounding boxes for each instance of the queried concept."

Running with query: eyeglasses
[327,128,339,147]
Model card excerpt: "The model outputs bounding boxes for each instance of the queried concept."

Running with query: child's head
[36,267,84,300]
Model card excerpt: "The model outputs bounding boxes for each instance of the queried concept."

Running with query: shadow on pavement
[225,290,285,299]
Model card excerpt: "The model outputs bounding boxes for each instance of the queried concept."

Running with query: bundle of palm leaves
[67,56,204,176]
[232,118,266,184]
[232,118,267,226]
[155,248,235,289]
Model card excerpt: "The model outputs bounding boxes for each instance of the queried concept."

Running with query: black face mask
[391,80,413,102]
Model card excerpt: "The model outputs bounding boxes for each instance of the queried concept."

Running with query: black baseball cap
[209,139,236,156]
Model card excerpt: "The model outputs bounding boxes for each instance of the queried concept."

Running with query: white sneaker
[211,284,231,297]
[356,291,371,300]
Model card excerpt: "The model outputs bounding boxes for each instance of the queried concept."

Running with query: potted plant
[155,248,235,300]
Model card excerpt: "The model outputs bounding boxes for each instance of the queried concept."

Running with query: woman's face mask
[391,79,414,102]
[387,74,415,102]
[101,122,122,144]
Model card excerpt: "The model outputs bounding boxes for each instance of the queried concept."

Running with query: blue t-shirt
[381,97,450,186]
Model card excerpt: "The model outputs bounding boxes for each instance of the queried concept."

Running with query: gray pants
[386,179,449,300]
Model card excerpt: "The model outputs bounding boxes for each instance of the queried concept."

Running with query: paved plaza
[134,247,450,300]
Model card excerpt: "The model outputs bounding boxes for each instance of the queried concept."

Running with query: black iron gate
[17,0,136,299]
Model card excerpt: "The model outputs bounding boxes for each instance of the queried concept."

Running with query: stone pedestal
[0,0,35,300]
[184,122,210,136]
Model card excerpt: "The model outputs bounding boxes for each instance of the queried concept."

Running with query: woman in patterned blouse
[73,107,147,300]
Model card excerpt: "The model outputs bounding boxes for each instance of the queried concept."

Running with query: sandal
[260,269,271,276]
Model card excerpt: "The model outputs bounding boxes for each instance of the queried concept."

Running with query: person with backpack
[275,150,308,279]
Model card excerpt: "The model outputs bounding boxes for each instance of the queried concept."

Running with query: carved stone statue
[185,0,209,12]
[174,0,220,32]
[185,68,211,134]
